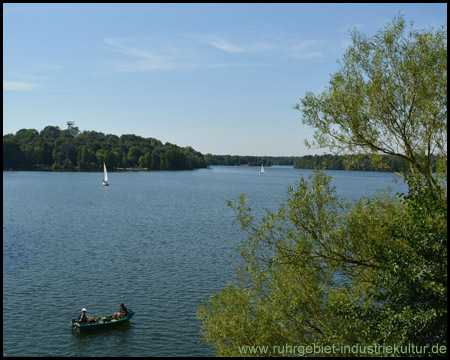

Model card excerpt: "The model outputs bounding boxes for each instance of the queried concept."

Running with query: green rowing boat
[71,309,134,333]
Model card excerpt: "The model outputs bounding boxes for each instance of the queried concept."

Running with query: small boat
[102,162,109,186]
[259,164,265,175]
[71,309,134,333]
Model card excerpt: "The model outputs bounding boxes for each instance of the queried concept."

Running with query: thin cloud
[202,35,274,53]
[289,40,325,59]
[101,33,327,73]
[203,34,325,59]
[103,37,179,71]
[208,37,245,53]
[290,52,323,59]
[3,80,40,91]
[4,63,62,90]
[107,59,174,72]
[102,36,269,72]
[105,38,162,60]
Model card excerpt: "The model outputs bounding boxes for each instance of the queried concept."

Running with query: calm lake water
[3,166,407,356]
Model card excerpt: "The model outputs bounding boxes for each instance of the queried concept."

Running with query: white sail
[103,162,109,185]
[260,164,264,174]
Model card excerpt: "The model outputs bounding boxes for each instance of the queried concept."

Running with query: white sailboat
[102,162,109,186]
[260,164,265,175]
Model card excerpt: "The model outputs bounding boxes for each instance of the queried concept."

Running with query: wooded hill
[3,125,207,171]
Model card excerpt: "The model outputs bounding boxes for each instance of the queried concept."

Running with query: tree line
[3,127,441,173]
[201,153,439,173]
[3,125,207,171]
[293,153,440,172]
[205,154,295,166]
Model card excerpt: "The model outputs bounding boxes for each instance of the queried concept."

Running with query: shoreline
[3,166,208,172]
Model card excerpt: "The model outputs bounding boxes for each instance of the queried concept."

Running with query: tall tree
[77,145,98,170]
[198,14,447,356]
[296,14,447,194]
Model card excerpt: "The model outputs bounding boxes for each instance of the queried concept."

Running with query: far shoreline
[3,164,279,172]
[3,166,208,172]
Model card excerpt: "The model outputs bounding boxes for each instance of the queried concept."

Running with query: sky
[3,3,447,156]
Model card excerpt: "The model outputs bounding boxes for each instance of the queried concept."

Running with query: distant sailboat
[102,162,109,186]
[260,164,265,175]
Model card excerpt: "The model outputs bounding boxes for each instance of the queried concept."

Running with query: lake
[3,166,408,356]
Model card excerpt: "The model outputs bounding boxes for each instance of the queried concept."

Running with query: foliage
[296,14,447,193]
[3,125,207,171]
[198,14,447,357]
[206,155,295,167]
[360,176,446,347]
[198,171,447,356]
[294,153,415,172]
[3,138,28,169]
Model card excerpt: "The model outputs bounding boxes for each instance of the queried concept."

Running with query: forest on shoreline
[3,125,207,171]
[205,154,295,167]
[3,125,438,173]
[206,153,436,173]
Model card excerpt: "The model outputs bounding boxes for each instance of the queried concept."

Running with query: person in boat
[78,308,91,324]
[113,303,128,320]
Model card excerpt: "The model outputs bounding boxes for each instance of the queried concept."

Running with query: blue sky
[3,3,447,156]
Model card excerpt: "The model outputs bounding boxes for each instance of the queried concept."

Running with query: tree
[3,139,27,169]
[138,152,152,169]
[77,145,98,170]
[151,151,161,170]
[95,149,106,166]
[198,14,447,356]
[121,152,128,168]
[128,146,143,167]
[159,152,166,170]
[105,150,120,170]
[360,176,447,347]
[51,148,64,169]
[40,125,61,142]
[29,145,46,165]
[51,137,76,170]
[164,149,188,170]
[296,14,447,194]
[199,171,410,355]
